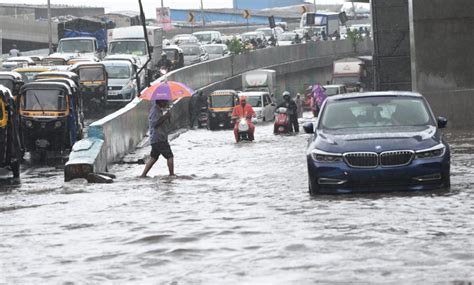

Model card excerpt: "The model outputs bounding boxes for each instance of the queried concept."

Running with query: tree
[346,29,363,52]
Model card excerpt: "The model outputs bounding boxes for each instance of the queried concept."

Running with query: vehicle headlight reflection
[311,149,343,163]
[415,144,446,159]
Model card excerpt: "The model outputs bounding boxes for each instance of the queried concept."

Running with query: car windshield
[242,34,257,41]
[333,76,359,85]
[325,87,340,96]
[320,97,434,130]
[109,41,146,56]
[105,65,130,79]
[19,72,42,83]
[204,46,224,54]
[210,95,235,108]
[42,58,66,65]
[23,89,66,111]
[59,39,94,53]
[195,33,212,42]
[182,46,201,56]
[0,79,14,91]
[258,29,273,37]
[164,50,178,60]
[79,68,105,81]
[280,33,296,41]
[245,96,263,107]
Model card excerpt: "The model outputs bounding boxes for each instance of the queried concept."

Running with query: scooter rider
[156,52,173,71]
[231,96,256,142]
[277,91,299,133]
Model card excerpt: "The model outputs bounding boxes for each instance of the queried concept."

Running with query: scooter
[274,107,291,134]
[197,106,208,128]
[237,117,252,142]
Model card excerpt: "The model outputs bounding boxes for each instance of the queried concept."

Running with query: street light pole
[200,0,205,27]
[47,0,52,54]
[161,0,164,8]
[313,0,316,12]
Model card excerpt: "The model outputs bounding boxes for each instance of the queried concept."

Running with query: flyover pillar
[409,0,474,126]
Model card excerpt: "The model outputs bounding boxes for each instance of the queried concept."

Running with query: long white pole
[313,0,316,12]
[47,0,52,54]
[200,0,205,26]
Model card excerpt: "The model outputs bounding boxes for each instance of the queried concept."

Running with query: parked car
[172,34,199,46]
[102,60,138,104]
[240,32,267,48]
[239,91,276,122]
[203,44,230,60]
[1,57,35,71]
[193,31,222,44]
[181,44,209,66]
[256,27,284,41]
[323,84,347,96]
[304,91,450,195]
[278,32,302,46]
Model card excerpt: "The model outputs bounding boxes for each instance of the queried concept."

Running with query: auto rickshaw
[0,85,21,178]
[66,57,98,65]
[69,62,108,114]
[13,66,52,83]
[207,90,239,130]
[18,82,83,159]
[0,72,24,99]
[163,46,185,70]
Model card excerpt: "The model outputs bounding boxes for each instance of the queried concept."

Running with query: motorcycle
[274,107,291,134]
[197,106,208,128]
[237,117,252,142]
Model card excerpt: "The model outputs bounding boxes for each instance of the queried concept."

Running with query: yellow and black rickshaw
[0,71,24,99]
[163,46,185,70]
[207,90,239,130]
[0,85,21,177]
[18,82,83,158]
[13,66,52,84]
[69,62,108,114]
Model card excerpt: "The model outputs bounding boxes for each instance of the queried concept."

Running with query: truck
[299,12,341,37]
[242,69,276,96]
[332,57,373,92]
[107,26,163,83]
[56,18,111,59]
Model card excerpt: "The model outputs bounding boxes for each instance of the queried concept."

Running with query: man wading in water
[140,100,175,178]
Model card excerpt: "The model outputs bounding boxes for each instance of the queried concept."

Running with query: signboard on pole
[188,12,195,23]
[243,9,251,19]
[156,7,172,31]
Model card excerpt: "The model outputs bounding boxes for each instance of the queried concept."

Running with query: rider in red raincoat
[231,96,256,142]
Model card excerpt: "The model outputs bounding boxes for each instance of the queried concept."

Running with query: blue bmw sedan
[304,92,450,195]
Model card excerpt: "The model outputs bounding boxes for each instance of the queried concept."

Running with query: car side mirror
[303,122,314,134]
[438,116,448,128]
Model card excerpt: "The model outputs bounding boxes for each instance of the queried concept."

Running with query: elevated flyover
[65,39,372,181]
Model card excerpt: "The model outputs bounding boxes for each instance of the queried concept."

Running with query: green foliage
[228,38,245,55]
[346,29,364,51]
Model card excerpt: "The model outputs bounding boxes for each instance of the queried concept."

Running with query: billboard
[156,7,172,31]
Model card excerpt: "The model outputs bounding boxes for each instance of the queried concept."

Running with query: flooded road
[1,116,474,283]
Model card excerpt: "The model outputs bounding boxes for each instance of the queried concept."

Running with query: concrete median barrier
[65,39,372,182]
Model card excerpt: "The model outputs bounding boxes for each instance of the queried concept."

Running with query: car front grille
[380,151,414,167]
[344,152,378,168]
[343,150,415,168]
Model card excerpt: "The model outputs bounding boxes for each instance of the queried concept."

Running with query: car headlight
[415,144,446,159]
[54,121,62,128]
[25,120,33,128]
[311,149,343,162]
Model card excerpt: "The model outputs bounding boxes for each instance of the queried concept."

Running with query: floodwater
[1,116,473,283]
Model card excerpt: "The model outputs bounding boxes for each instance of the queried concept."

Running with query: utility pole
[161,0,164,7]
[200,0,205,27]
[313,0,316,13]
[47,0,52,54]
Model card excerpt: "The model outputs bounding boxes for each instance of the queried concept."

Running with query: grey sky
[2,0,344,17]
